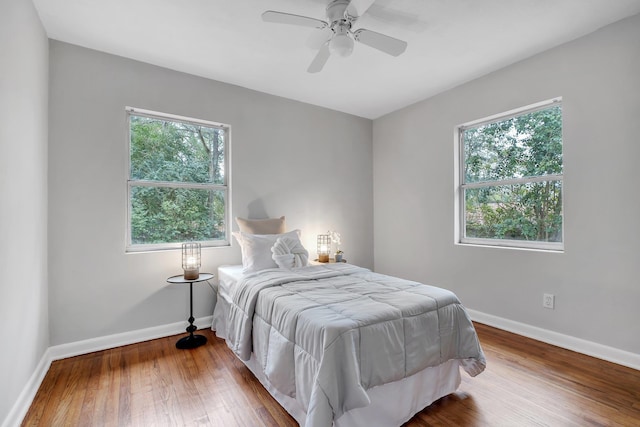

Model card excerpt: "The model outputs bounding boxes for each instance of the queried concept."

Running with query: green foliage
[129,115,226,245]
[464,106,563,243]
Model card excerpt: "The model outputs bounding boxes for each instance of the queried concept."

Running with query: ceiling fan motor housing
[326,0,351,22]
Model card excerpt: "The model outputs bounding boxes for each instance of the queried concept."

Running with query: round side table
[167,272,214,349]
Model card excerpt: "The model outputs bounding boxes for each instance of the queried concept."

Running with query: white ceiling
[33,0,640,119]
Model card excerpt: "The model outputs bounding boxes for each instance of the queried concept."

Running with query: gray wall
[373,14,640,354]
[0,0,49,422]
[48,41,373,345]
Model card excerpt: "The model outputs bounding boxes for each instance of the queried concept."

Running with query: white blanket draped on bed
[226,263,485,427]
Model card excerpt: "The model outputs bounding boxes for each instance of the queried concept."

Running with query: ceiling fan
[262,0,408,73]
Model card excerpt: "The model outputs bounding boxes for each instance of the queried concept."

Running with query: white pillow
[234,230,302,273]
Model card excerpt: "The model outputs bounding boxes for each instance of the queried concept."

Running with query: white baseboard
[2,316,213,427]
[467,309,640,371]
[48,315,213,361]
[1,348,52,427]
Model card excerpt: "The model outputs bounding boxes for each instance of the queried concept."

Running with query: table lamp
[317,234,330,263]
[182,242,201,280]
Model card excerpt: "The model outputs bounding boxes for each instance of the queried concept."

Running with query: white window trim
[125,107,232,253]
[455,98,564,252]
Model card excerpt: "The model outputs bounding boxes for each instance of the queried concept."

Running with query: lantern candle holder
[317,234,331,263]
[182,242,201,280]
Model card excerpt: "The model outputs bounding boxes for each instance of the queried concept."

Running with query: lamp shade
[182,242,201,280]
[329,32,354,57]
[317,234,331,263]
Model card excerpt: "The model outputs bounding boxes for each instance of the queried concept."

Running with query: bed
[211,262,485,427]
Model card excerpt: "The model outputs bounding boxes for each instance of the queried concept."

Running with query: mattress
[211,265,468,427]
[211,264,243,336]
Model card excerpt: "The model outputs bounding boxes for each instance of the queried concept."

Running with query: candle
[184,267,199,280]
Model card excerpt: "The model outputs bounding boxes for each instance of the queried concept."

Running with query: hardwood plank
[22,324,640,426]
[75,354,103,426]
[21,358,65,426]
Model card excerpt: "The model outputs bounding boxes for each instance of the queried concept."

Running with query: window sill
[456,240,564,253]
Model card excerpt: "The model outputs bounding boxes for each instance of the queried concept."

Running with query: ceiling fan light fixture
[329,32,354,57]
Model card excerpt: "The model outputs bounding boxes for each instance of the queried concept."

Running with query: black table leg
[176,281,207,349]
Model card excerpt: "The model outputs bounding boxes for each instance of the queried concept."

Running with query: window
[126,107,230,252]
[456,99,563,251]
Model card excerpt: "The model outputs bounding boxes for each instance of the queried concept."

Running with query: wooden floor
[22,323,640,426]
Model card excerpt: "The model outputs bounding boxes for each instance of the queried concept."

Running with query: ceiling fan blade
[307,44,331,73]
[353,28,407,56]
[306,27,333,50]
[346,0,377,19]
[262,11,328,29]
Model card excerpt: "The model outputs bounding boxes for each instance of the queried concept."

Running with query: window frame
[455,98,564,252]
[125,107,231,253]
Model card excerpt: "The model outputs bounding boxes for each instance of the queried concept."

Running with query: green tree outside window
[461,103,563,247]
[127,110,229,249]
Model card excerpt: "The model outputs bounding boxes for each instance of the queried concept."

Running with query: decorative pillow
[235,216,286,235]
[235,229,301,273]
[271,236,309,269]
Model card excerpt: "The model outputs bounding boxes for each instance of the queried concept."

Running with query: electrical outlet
[543,293,555,309]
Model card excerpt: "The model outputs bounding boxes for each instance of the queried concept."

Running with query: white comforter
[226,263,485,427]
